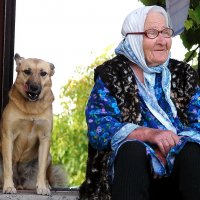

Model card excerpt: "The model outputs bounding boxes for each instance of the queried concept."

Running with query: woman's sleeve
[186,86,200,131]
[86,77,139,150]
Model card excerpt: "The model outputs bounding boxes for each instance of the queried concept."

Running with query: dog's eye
[40,71,47,77]
[23,69,31,75]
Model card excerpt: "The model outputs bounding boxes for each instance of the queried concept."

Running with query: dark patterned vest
[79,55,199,200]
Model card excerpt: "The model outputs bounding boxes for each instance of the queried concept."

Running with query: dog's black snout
[29,82,41,94]
[25,81,42,101]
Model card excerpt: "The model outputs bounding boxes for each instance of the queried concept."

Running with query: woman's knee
[175,142,200,169]
[116,141,147,161]
[179,142,200,159]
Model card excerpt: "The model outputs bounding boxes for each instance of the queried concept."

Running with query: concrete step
[0,189,79,200]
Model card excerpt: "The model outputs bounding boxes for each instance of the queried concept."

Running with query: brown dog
[0,54,66,195]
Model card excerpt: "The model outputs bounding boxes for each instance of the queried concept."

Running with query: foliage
[181,1,200,63]
[139,0,165,8]
[139,0,200,63]
[51,46,114,186]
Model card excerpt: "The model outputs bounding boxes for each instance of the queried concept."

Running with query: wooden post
[0,0,16,115]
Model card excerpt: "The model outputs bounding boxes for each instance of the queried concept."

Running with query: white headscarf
[115,6,177,133]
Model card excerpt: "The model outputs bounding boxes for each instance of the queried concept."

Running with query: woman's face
[143,12,172,66]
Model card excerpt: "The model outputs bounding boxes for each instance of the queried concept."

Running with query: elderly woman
[79,5,200,200]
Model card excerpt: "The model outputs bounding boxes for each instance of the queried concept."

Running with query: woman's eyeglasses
[126,28,174,39]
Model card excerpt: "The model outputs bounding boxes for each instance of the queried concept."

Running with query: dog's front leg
[36,136,51,195]
[2,132,16,194]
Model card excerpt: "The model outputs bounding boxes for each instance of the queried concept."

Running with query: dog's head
[14,53,55,102]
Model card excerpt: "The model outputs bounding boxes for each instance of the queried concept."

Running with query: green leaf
[184,20,193,30]
[184,50,197,62]
[189,6,200,25]
[189,8,200,25]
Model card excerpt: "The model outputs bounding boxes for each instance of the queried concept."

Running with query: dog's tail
[47,164,68,188]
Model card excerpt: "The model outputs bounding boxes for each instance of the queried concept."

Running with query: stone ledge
[0,189,79,200]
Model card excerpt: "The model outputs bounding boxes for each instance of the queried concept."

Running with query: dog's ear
[49,63,55,76]
[14,53,24,72]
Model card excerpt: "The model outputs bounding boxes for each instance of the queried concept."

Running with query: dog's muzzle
[25,82,41,101]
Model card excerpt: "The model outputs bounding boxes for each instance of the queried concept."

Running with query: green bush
[50,47,114,186]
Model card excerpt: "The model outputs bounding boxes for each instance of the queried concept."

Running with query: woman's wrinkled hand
[154,148,167,165]
[127,127,180,156]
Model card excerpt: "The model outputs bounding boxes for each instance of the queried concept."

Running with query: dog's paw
[36,186,51,195]
[3,186,17,194]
